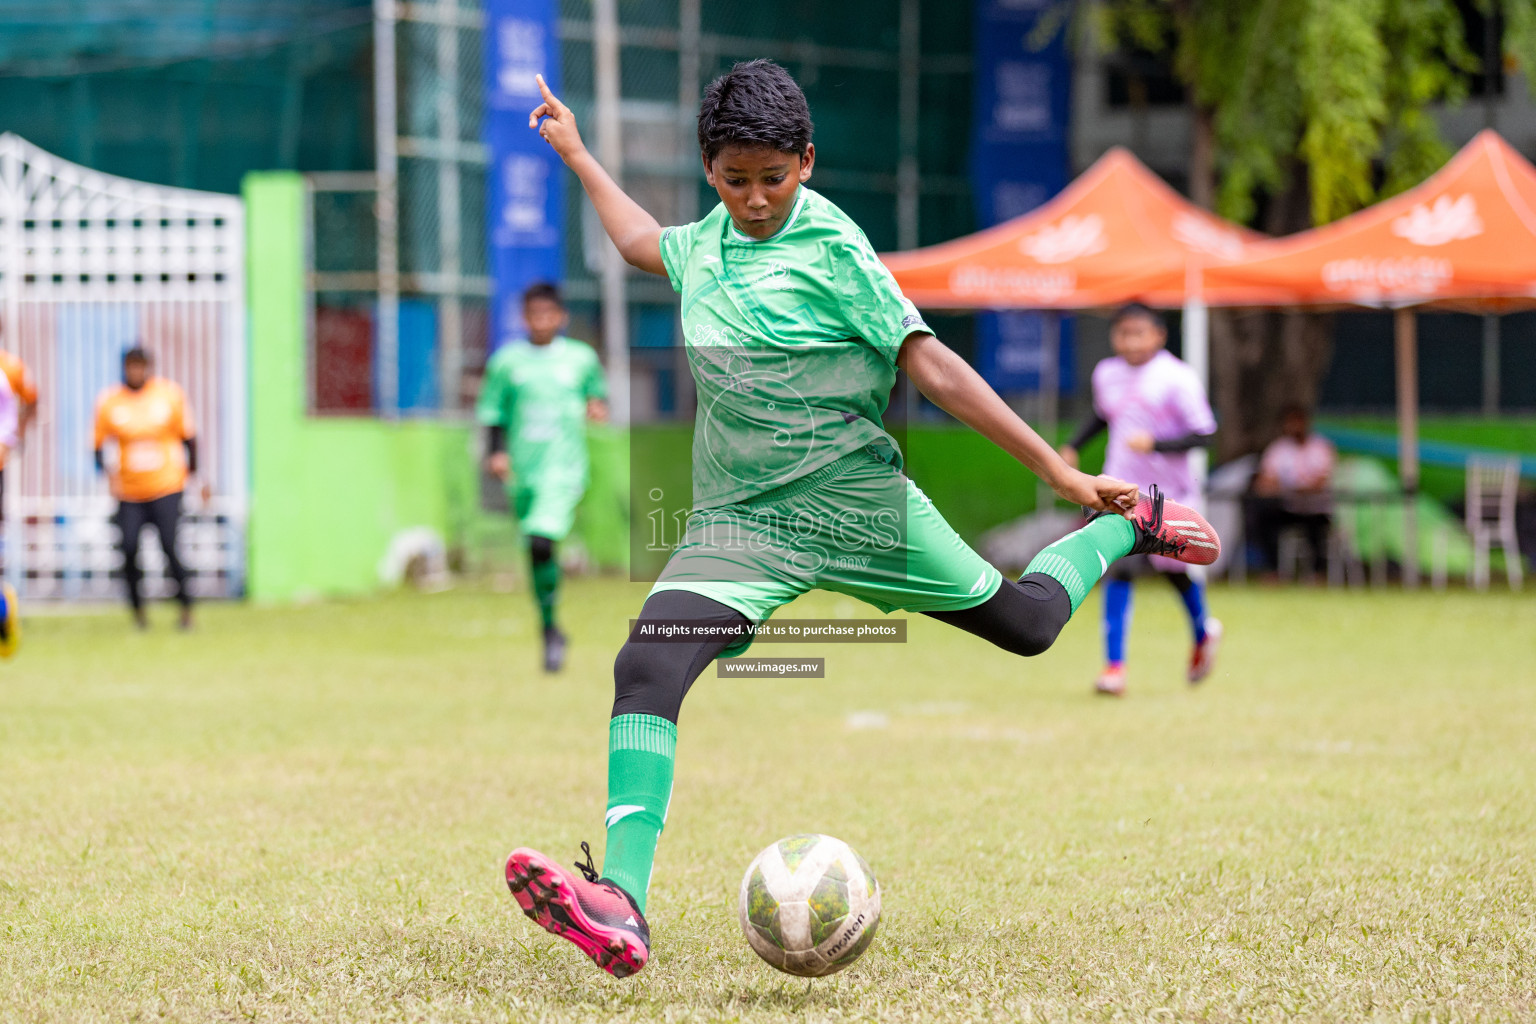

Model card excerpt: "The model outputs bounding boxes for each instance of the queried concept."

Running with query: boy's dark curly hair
[697,59,813,163]
[522,281,563,308]
[1110,302,1162,329]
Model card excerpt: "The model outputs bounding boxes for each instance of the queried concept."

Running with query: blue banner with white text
[971,0,1073,395]
[484,0,564,352]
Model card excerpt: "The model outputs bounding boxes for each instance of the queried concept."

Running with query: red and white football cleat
[505,843,650,978]
[1087,485,1221,566]
[1188,617,1223,684]
[1124,486,1221,565]
[1094,663,1126,697]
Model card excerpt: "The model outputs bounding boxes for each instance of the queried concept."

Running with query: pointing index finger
[536,73,560,110]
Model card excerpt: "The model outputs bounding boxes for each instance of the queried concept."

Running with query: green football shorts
[648,447,1003,652]
[514,477,585,542]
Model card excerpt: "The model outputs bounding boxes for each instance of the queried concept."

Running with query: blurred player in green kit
[478,282,609,672]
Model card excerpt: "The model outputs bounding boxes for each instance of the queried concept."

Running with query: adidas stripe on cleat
[505,843,650,978]
[1086,485,1222,566]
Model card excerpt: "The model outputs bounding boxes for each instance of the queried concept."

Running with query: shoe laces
[574,840,600,883]
[1134,486,1182,556]
[1142,485,1166,532]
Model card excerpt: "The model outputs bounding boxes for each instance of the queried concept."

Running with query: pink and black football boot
[505,842,650,978]
[1086,485,1222,566]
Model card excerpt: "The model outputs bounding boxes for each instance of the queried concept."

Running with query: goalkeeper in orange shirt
[94,347,205,630]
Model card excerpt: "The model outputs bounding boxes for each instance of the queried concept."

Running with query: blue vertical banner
[971,0,1073,395]
[484,0,564,351]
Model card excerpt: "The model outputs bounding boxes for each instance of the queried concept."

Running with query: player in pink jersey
[1060,304,1221,696]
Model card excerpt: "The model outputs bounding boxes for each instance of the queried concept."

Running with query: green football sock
[531,557,560,631]
[601,714,676,913]
[1025,514,1137,613]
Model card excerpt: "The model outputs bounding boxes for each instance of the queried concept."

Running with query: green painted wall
[244,172,479,602]
[243,171,630,602]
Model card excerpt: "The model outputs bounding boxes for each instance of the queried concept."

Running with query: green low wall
[243,172,480,602]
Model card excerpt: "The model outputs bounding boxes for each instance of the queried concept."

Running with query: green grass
[2,583,1533,1022]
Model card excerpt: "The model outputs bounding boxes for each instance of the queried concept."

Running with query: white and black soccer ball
[738,834,881,977]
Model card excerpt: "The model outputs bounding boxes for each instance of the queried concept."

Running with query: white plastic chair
[1466,456,1524,590]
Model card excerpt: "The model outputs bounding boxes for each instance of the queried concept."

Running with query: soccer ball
[738,834,881,977]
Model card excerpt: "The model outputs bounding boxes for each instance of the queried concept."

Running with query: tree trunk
[1207,162,1336,463]
[1209,309,1335,462]
[1190,105,1216,211]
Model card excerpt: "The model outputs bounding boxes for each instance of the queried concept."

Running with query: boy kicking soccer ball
[504,60,1221,977]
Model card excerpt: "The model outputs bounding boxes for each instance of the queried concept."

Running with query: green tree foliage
[1092,0,1494,225]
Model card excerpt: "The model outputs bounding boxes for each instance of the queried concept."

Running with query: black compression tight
[922,572,1072,657]
[117,492,191,611]
[611,574,1073,724]
[612,591,752,723]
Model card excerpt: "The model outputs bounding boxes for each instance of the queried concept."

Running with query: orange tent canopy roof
[879,147,1262,310]
[1201,130,1536,310]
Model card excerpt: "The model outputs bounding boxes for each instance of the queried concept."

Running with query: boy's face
[524,297,566,345]
[703,143,816,240]
[1110,314,1166,366]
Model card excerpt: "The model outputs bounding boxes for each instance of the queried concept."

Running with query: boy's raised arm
[530,74,667,276]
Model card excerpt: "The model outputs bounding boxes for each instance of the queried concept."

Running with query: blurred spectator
[1248,405,1336,576]
[0,349,37,522]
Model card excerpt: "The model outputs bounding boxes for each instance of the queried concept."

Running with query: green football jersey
[659,186,931,508]
[476,336,607,486]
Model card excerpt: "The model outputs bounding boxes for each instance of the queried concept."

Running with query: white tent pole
[1183,264,1210,492]
[1395,307,1420,588]
[372,0,399,419]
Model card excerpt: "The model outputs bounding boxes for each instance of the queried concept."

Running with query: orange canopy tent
[881,147,1263,311]
[1199,130,1536,584]
[1200,129,1536,310]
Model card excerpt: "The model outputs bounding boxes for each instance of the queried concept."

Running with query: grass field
[2,581,1533,1023]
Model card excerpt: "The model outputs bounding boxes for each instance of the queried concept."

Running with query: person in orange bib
[93,347,200,630]
[0,349,37,523]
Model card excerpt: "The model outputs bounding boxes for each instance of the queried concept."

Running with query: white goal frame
[0,134,247,601]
